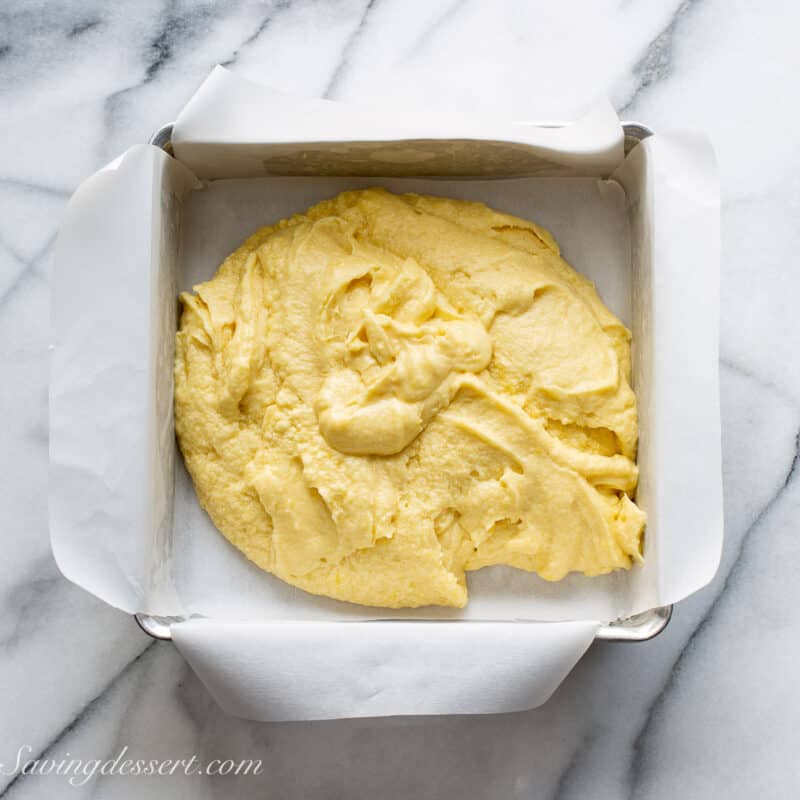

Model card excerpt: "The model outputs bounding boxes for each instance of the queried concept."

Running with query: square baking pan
[133,120,672,644]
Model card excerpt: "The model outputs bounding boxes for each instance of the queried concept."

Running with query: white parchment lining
[49,68,722,720]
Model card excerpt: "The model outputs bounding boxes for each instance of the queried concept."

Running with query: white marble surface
[2,0,798,796]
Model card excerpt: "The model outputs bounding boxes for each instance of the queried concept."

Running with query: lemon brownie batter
[175,188,645,608]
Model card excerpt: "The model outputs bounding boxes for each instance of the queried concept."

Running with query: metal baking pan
[136,121,672,645]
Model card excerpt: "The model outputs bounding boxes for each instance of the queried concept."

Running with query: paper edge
[172,619,600,721]
[172,66,624,175]
[49,145,199,615]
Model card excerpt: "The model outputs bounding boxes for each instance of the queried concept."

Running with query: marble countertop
[2,1,798,797]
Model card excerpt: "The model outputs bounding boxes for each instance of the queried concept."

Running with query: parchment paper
[50,68,722,720]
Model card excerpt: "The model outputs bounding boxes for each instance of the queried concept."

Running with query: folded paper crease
[172,620,600,721]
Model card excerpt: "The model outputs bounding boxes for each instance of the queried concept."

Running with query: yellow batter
[175,189,645,608]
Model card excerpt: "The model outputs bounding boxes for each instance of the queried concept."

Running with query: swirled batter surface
[175,189,645,608]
